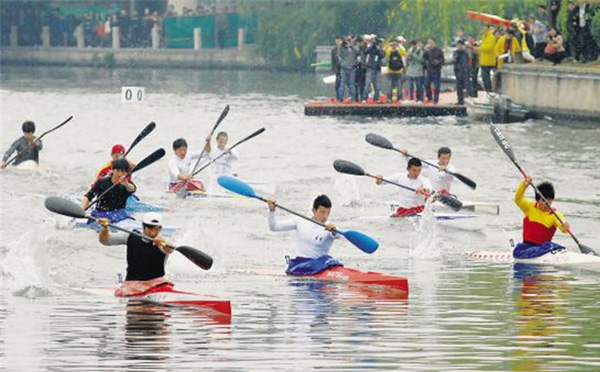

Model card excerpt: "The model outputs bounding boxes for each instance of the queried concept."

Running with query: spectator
[361,35,385,102]
[574,0,598,63]
[466,36,479,97]
[479,25,497,93]
[543,27,567,64]
[406,39,425,102]
[385,41,405,102]
[331,36,343,97]
[494,30,521,91]
[453,39,469,105]
[548,0,563,28]
[337,35,358,102]
[423,37,444,104]
[529,14,548,58]
[354,36,367,102]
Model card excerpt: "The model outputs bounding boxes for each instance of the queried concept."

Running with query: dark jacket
[363,43,385,70]
[331,46,341,73]
[424,47,445,73]
[453,49,469,75]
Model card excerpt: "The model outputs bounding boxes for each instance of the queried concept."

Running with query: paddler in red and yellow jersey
[513,174,570,259]
[94,144,135,184]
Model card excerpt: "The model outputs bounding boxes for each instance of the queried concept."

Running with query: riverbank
[501,62,600,123]
[0,45,275,70]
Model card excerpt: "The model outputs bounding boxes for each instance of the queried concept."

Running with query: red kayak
[249,266,409,298]
[84,284,232,322]
[466,10,512,28]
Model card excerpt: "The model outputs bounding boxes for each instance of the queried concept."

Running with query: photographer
[543,27,566,64]
[337,35,359,102]
[361,34,385,103]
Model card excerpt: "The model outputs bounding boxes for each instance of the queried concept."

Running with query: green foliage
[252,0,552,69]
[593,10,600,46]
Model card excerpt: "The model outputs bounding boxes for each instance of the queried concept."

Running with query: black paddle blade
[333,160,366,176]
[578,244,599,257]
[126,122,156,156]
[131,148,166,173]
[45,196,87,219]
[238,127,265,144]
[434,193,463,211]
[453,173,477,190]
[215,105,230,128]
[175,246,214,270]
[490,124,517,162]
[365,133,394,150]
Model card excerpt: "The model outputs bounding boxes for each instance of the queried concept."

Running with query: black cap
[112,158,130,171]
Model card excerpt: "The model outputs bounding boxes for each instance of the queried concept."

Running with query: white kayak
[389,201,500,215]
[353,212,478,222]
[466,250,600,269]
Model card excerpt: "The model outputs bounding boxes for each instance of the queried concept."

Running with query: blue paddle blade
[338,229,379,254]
[217,175,257,198]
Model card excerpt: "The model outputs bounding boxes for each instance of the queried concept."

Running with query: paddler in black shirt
[98,212,174,296]
[81,158,136,223]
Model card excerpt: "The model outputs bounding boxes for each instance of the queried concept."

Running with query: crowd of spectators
[0,1,238,48]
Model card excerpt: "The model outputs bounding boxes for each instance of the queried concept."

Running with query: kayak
[126,195,166,213]
[390,201,500,215]
[353,212,477,222]
[466,10,512,28]
[186,189,238,199]
[250,266,408,297]
[74,218,180,237]
[466,249,600,268]
[83,284,232,323]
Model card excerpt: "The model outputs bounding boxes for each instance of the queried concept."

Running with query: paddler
[98,212,174,296]
[375,157,432,217]
[1,121,43,168]
[423,147,456,195]
[81,158,136,223]
[209,131,239,176]
[513,175,570,259]
[266,194,343,275]
[168,137,211,192]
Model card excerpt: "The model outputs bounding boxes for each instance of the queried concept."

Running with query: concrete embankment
[0,46,275,70]
[501,64,600,123]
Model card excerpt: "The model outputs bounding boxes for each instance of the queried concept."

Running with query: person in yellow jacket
[385,38,406,101]
[513,174,569,259]
[494,29,521,91]
[478,25,497,92]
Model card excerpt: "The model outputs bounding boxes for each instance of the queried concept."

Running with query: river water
[1,66,599,371]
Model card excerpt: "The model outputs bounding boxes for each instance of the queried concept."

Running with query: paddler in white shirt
[209,131,239,176]
[375,157,432,217]
[266,194,343,275]
[423,147,456,195]
[168,137,211,193]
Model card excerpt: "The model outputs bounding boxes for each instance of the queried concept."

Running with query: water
[1,66,600,371]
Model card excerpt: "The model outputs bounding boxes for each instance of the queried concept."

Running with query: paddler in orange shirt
[513,174,570,259]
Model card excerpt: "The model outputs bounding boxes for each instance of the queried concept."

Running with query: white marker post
[121,87,145,103]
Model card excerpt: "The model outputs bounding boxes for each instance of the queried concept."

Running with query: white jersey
[386,173,432,208]
[209,147,239,176]
[167,151,209,184]
[268,211,336,259]
[423,159,455,192]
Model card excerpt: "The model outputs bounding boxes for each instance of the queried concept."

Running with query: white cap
[142,212,163,226]
[396,35,406,43]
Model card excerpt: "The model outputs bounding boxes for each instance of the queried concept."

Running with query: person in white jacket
[168,137,211,192]
[210,131,239,176]
[375,157,432,217]
[422,147,456,194]
[266,194,342,275]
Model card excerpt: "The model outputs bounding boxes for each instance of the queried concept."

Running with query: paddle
[490,124,597,257]
[333,159,463,212]
[5,116,74,166]
[124,121,156,157]
[192,127,266,177]
[365,133,477,190]
[45,196,213,270]
[217,175,379,254]
[178,105,230,197]
[86,148,166,211]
